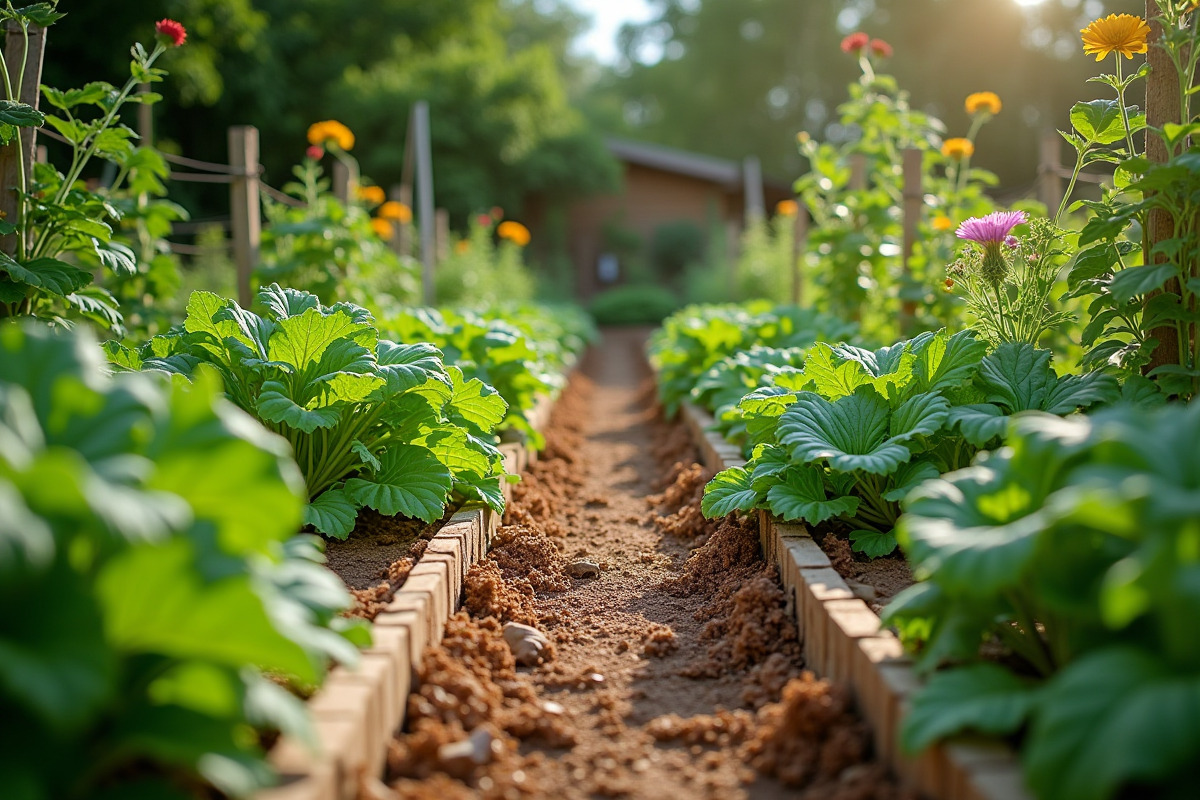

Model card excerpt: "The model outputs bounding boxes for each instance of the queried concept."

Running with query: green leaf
[257,283,319,319]
[303,488,358,539]
[911,329,987,394]
[778,387,914,475]
[948,404,1007,447]
[93,239,138,276]
[978,343,1053,412]
[0,99,44,128]
[344,444,453,523]
[256,380,341,433]
[0,253,92,296]
[848,528,897,558]
[1109,262,1178,305]
[883,459,941,503]
[889,392,950,443]
[443,367,507,436]
[1041,371,1119,415]
[902,663,1038,753]
[1025,648,1200,800]
[1070,99,1126,145]
[701,466,760,518]
[765,465,859,523]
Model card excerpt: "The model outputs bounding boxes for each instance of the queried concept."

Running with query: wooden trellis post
[900,148,922,333]
[1037,129,1063,214]
[0,22,45,257]
[228,125,261,307]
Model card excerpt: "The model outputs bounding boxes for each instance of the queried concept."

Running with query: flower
[965,91,1002,116]
[306,145,324,160]
[931,215,954,232]
[956,211,1028,289]
[796,131,811,144]
[1080,14,1150,61]
[941,138,975,160]
[1004,235,1020,249]
[357,185,386,205]
[476,213,494,228]
[306,120,355,151]
[370,218,395,240]
[490,206,505,220]
[869,39,893,58]
[497,220,531,247]
[455,240,470,255]
[155,19,187,47]
[378,201,412,224]
[775,199,800,216]
[840,32,869,54]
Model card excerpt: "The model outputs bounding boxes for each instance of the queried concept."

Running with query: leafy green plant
[0,319,363,799]
[0,6,184,333]
[588,283,681,325]
[109,285,508,539]
[885,401,1200,800]
[433,214,535,307]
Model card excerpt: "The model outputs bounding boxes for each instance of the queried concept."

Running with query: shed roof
[605,137,744,188]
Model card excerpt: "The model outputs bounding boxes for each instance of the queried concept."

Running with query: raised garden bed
[678,400,1031,800]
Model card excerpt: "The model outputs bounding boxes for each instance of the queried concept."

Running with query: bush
[588,284,681,325]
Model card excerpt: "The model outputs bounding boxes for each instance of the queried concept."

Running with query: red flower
[840,32,869,54]
[870,38,893,58]
[476,214,493,227]
[155,19,187,47]
[306,145,324,160]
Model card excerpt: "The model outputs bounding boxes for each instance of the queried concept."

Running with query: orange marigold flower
[1080,14,1150,61]
[497,220,531,247]
[840,32,869,54]
[941,138,975,160]
[932,215,954,232]
[357,185,386,205]
[306,120,355,151]
[869,38,893,58]
[370,218,395,240]
[775,199,800,216]
[965,91,1002,116]
[378,201,412,223]
[455,240,471,255]
[155,19,187,47]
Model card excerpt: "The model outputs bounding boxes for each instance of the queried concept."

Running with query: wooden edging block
[671,395,1034,800]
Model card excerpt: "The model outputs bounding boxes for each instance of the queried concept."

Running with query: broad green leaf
[0,99,44,128]
[948,404,1008,447]
[765,465,859,523]
[701,466,760,518]
[303,488,358,539]
[1041,371,1119,415]
[257,284,319,319]
[443,367,507,436]
[849,529,897,558]
[778,387,913,475]
[883,459,942,503]
[256,380,341,433]
[0,253,92,296]
[800,345,872,399]
[902,663,1038,753]
[911,329,986,394]
[1109,262,1178,305]
[1070,99,1125,145]
[888,392,950,443]
[268,308,374,380]
[344,444,452,523]
[1026,648,1200,800]
[375,340,449,396]
[93,239,137,276]
[978,343,1054,412]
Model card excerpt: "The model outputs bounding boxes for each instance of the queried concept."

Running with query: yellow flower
[941,138,975,160]
[1080,14,1150,61]
[795,131,811,144]
[378,201,412,224]
[306,120,355,151]
[775,199,800,216]
[496,220,531,247]
[931,215,954,232]
[455,240,470,255]
[357,185,385,205]
[370,218,394,240]
[965,91,1002,117]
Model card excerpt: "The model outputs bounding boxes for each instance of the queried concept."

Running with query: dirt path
[378,328,908,800]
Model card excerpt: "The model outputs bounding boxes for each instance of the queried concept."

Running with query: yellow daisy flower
[306,120,356,151]
[941,138,975,160]
[378,201,412,224]
[931,215,955,232]
[357,185,386,205]
[370,218,394,240]
[775,199,800,216]
[965,92,1002,117]
[497,220,531,247]
[1080,14,1150,61]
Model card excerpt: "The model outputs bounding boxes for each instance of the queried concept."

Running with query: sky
[564,0,657,64]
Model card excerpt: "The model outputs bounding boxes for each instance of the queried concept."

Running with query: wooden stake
[137,82,153,147]
[435,208,450,263]
[791,203,808,305]
[1037,129,1063,214]
[228,126,261,308]
[0,22,45,257]
[413,101,436,305]
[900,148,922,333]
[331,158,351,203]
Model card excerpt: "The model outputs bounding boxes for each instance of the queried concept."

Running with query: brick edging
[257,429,539,799]
[679,401,1032,800]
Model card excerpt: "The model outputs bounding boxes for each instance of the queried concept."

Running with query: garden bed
[678,401,1031,800]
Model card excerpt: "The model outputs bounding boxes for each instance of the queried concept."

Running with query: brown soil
[818,533,914,611]
[327,510,442,620]
[371,327,912,800]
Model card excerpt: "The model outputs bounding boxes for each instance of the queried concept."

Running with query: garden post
[791,203,808,305]
[1143,0,1182,375]
[413,101,436,305]
[228,125,261,307]
[1037,129,1063,214]
[435,208,450,263]
[742,156,764,222]
[900,148,922,334]
[137,83,153,146]
[0,22,44,257]
[331,158,351,203]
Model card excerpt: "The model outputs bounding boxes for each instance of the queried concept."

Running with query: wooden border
[256,429,540,798]
[679,401,1031,800]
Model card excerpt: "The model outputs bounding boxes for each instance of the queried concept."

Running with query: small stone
[437,727,496,775]
[568,560,601,579]
[503,622,551,666]
[541,700,565,715]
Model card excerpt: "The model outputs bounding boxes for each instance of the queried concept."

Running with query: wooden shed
[524,138,793,300]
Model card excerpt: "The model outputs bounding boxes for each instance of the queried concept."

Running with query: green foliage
[110,286,508,538]
[588,284,681,326]
[256,155,419,310]
[648,301,858,416]
[0,319,362,799]
[885,402,1200,800]
[433,216,536,308]
[384,303,592,449]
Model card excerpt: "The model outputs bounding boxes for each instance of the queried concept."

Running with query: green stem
[1005,591,1055,677]
[1055,148,1087,226]
[1114,55,1138,159]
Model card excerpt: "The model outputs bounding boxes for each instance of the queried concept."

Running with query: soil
[326,511,443,621]
[818,533,914,612]
[365,328,912,800]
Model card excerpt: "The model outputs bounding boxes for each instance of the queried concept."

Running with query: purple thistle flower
[955,211,1028,245]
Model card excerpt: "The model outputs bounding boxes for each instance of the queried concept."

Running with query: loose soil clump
[375,328,908,799]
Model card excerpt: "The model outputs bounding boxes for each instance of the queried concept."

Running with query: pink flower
[870,38,893,58]
[840,32,870,54]
[155,19,187,47]
[1004,235,1019,249]
[476,214,493,227]
[955,211,1028,245]
[306,145,324,160]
